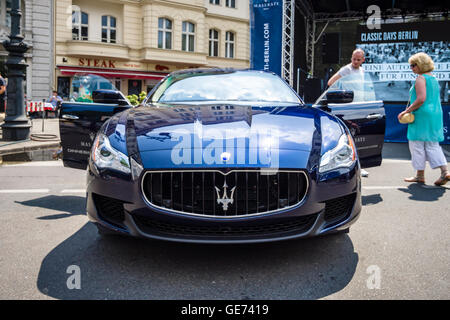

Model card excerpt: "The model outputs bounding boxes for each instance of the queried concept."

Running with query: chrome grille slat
[141,170,309,219]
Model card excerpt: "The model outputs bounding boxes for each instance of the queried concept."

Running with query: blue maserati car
[59,69,385,243]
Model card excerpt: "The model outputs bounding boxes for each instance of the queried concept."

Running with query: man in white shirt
[327,48,365,87]
[326,48,369,177]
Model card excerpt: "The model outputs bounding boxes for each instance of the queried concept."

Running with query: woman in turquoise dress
[398,52,449,186]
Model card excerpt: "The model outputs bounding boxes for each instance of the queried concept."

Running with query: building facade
[0,0,54,104]
[55,0,250,98]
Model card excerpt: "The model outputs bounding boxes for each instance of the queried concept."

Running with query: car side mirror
[326,90,354,104]
[92,90,130,106]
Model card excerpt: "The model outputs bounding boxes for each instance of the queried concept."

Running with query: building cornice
[205,12,249,24]
[142,0,206,12]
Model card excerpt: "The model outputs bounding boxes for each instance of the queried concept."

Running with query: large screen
[356,20,449,103]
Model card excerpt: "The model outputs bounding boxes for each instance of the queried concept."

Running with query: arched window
[209,29,219,57]
[158,18,172,49]
[182,21,195,52]
[225,31,235,58]
[102,15,116,43]
[72,9,88,41]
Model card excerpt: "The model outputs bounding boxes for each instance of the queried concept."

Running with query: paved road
[0,154,449,300]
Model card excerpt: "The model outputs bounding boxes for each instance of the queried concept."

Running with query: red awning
[58,66,167,80]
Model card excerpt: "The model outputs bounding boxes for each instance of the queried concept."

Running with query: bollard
[41,99,45,132]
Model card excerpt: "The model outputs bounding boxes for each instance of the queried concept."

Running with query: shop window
[182,21,195,52]
[225,31,235,58]
[158,18,172,49]
[102,15,116,44]
[209,29,219,57]
[72,10,88,41]
[225,0,235,8]
[114,79,121,92]
[57,77,71,100]
[128,79,142,96]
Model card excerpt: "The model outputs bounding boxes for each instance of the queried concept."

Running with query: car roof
[168,68,272,77]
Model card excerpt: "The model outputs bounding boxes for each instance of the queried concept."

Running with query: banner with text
[250,0,283,76]
[356,20,450,103]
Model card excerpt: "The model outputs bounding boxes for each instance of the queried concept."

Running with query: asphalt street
[0,147,449,300]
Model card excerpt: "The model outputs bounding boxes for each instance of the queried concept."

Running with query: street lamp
[1,0,31,141]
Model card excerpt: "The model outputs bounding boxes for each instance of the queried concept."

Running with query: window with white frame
[158,18,172,49]
[1,0,26,29]
[225,31,235,58]
[209,0,220,5]
[72,9,88,41]
[101,15,116,43]
[182,21,195,52]
[225,0,236,8]
[208,29,219,57]
[0,0,12,28]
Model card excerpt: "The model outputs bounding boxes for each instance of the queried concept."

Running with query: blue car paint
[105,104,347,169]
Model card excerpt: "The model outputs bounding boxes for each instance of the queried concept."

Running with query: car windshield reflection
[149,70,302,105]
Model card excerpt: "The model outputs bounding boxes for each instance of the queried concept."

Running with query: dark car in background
[59,69,385,243]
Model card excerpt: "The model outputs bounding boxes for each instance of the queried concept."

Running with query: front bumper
[85,164,362,244]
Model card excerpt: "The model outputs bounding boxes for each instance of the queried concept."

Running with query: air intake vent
[323,193,356,226]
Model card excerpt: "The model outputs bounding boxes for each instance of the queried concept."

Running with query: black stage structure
[285,0,449,102]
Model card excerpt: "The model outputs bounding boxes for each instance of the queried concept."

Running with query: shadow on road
[397,183,447,201]
[36,223,359,300]
[362,193,383,206]
[15,195,86,219]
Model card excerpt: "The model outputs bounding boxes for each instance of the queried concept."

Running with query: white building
[0,0,54,103]
[55,0,250,97]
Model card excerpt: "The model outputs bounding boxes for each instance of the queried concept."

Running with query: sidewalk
[0,112,61,161]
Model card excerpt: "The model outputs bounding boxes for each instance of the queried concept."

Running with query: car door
[59,101,130,169]
[314,73,385,168]
[59,75,132,169]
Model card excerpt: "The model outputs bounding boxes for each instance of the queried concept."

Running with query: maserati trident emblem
[215,180,236,211]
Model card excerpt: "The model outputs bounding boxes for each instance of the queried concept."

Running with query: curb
[0,141,61,156]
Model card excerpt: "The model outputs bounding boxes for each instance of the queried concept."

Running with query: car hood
[131,104,319,151]
[106,104,344,169]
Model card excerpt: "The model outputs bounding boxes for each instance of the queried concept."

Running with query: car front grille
[141,169,309,218]
[323,193,356,226]
[133,214,317,239]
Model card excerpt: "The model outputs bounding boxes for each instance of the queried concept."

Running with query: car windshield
[316,72,378,104]
[70,74,118,103]
[149,70,302,104]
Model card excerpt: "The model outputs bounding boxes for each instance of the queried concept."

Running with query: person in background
[327,48,365,87]
[0,74,6,113]
[398,52,449,186]
[48,90,63,109]
[327,48,370,177]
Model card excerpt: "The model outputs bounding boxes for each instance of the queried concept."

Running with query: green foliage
[127,91,147,106]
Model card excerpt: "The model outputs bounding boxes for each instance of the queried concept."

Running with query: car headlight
[319,133,356,173]
[92,133,131,174]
